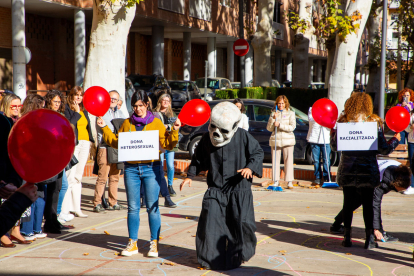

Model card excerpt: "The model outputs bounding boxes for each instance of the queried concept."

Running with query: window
[158,0,185,14]
[196,78,220,89]
[188,83,194,91]
[169,82,187,91]
[273,2,282,23]
[253,105,272,122]
[190,0,212,21]
[221,79,231,89]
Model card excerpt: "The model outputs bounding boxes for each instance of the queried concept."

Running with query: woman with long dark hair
[62,86,94,219]
[97,90,180,258]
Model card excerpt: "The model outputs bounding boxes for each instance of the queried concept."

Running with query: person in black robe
[180,102,264,270]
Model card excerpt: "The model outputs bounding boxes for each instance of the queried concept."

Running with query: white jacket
[404,113,414,143]
[306,107,331,144]
[237,113,249,131]
[266,108,296,148]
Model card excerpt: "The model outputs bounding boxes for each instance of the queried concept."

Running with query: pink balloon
[83,86,110,117]
[311,99,338,129]
[385,106,410,133]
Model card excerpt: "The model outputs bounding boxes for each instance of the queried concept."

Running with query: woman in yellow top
[97,90,181,258]
[62,86,94,220]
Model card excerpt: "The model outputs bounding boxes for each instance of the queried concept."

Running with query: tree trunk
[324,44,336,88]
[251,0,275,87]
[84,0,136,142]
[292,0,314,88]
[407,71,414,89]
[292,33,309,88]
[365,4,382,107]
[328,0,373,112]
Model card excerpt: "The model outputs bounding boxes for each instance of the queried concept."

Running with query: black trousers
[44,176,62,228]
[340,186,375,229]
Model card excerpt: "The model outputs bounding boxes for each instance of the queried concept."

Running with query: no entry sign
[233,39,249,56]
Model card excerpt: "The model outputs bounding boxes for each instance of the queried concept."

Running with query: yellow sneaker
[121,239,138,256]
[147,240,158,257]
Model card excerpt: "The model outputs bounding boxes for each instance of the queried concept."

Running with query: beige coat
[266,109,296,148]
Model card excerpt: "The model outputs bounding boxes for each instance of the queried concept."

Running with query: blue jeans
[160,150,175,186]
[57,168,68,214]
[124,162,161,241]
[399,131,408,144]
[21,197,46,235]
[408,143,414,187]
[310,143,331,180]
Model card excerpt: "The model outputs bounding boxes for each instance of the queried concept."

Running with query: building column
[316,59,322,82]
[12,0,26,100]
[245,42,253,83]
[286,52,292,81]
[207,37,216,78]
[274,49,282,82]
[152,25,164,75]
[308,58,314,84]
[74,9,86,87]
[183,32,191,81]
[227,42,234,82]
[361,68,366,86]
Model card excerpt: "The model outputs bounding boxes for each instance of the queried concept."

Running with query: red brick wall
[0,7,12,49]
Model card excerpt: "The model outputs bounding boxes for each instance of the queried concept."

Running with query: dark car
[126,74,171,107]
[179,99,339,165]
[168,80,201,108]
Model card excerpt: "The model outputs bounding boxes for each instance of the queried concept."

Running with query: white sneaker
[59,213,74,222]
[34,231,47,239]
[288,182,294,189]
[23,233,37,241]
[404,186,414,195]
[121,239,138,256]
[272,181,279,187]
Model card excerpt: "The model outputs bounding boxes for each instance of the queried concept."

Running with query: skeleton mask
[208,102,241,147]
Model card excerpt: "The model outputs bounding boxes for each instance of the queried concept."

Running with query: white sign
[118,130,160,162]
[378,159,402,182]
[337,122,378,151]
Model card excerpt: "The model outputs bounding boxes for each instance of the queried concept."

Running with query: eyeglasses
[10,105,23,109]
[162,99,170,103]
[52,100,61,104]
[111,98,119,102]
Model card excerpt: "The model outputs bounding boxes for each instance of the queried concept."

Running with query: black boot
[164,196,177,208]
[365,229,379,249]
[168,185,177,197]
[342,227,352,247]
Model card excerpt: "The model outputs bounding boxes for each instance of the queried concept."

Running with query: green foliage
[284,11,309,34]
[109,0,143,9]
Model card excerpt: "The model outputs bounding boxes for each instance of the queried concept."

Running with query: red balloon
[83,86,110,117]
[385,106,410,133]
[311,99,338,129]
[8,109,76,183]
[178,99,211,127]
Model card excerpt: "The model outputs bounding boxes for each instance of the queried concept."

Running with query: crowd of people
[1,86,413,269]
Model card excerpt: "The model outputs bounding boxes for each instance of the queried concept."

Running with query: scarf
[130,110,154,128]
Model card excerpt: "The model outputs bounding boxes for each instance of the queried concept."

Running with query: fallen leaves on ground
[159,236,164,240]
[192,235,196,237]
[91,228,96,230]
[114,252,120,256]
[346,253,352,255]
[279,250,287,253]
[198,267,205,270]
[83,253,89,256]
[104,231,110,235]
[162,261,176,266]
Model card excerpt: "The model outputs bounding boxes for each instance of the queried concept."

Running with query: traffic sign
[233,39,249,57]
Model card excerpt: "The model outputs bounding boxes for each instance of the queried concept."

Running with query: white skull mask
[208,102,241,147]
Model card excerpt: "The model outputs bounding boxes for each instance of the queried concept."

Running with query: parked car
[247,79,280,88]
[310,82,325,89]
[179,99,340,165]
[231,82,241,89]
[126,74,171,107]
[168,80,201,108]
[283,80,292,88]
[195,77,232,101]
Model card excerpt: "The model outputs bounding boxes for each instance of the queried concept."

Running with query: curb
[83,160,336,181]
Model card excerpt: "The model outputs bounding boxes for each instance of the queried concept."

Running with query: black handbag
[65,154,79,171]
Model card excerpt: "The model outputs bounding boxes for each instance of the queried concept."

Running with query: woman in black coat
[330,92,400,249]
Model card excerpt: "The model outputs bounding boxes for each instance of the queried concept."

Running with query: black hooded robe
[187,129,264,270]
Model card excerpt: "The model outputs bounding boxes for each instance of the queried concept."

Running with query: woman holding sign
[97,90,180,258]
[331,92,400,249]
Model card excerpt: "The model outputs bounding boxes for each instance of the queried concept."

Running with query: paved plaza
[1,175,414,276]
